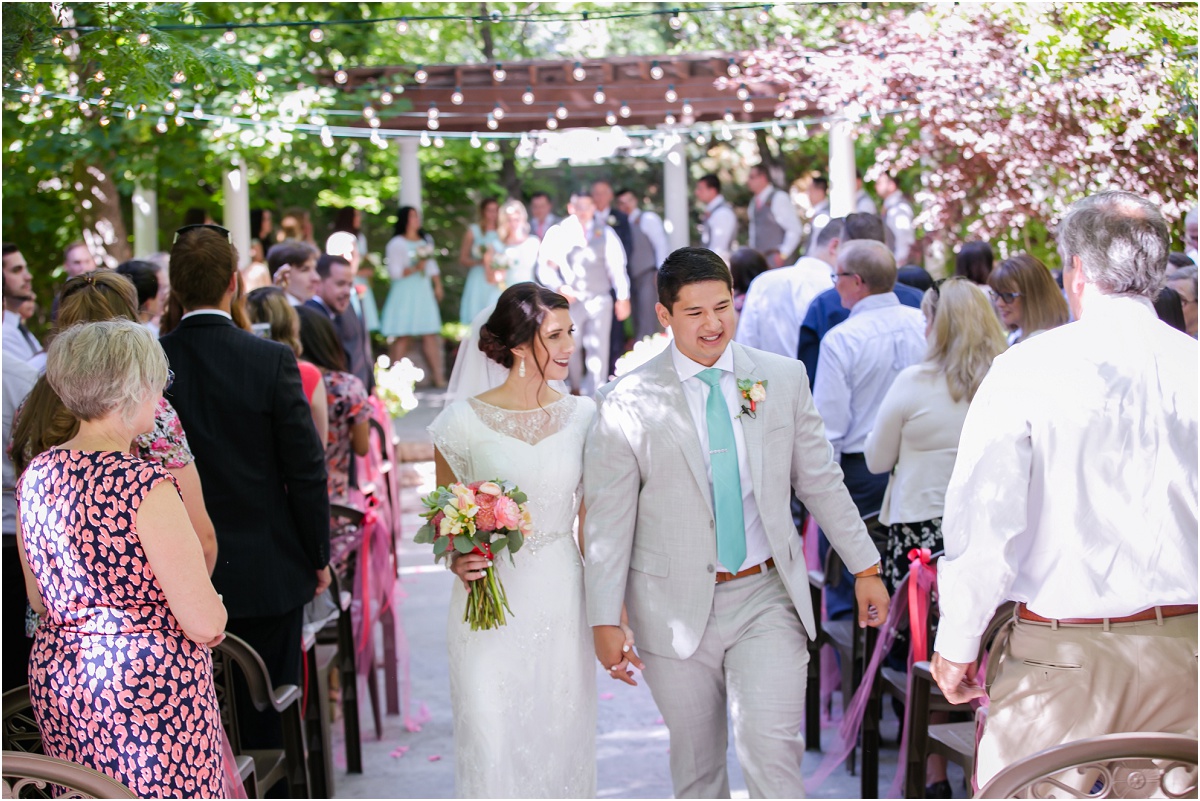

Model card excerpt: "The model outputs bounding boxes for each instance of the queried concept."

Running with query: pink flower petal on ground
[405,701,433,732]
[389,746,410,758]
[654,717,664,725]
[428,754,442,762]
[599,692,615,701]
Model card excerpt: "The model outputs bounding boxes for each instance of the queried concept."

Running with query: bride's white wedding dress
[428,394,597,798]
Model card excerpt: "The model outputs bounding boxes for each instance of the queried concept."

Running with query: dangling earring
[518,357,526,378]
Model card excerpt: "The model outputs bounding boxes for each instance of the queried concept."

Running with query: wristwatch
[854,563,882,579]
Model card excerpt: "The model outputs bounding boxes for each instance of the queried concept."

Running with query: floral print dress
[324,370,371,567]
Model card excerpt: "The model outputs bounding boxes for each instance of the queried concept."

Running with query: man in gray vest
[747,164,803,268]
[616,188,670,343]
[536,192,630,394]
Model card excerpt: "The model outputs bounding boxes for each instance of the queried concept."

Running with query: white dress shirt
[934,292,1198,663]
[3,309,45,371]
[882,192,916,266]
[535,216,630,301]
[670,342,771,573]
[805,198,832,256]
[629,208,670,268]
[855,189,878,216]
[3,355,38,538]
[812,293,926,460]
[750,186,804,263]
[701,196,737,264]
[736,257,832,357]
[864,364,970,526]
[180,309,233,321]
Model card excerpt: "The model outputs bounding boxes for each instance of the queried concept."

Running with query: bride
[428,282,628,798]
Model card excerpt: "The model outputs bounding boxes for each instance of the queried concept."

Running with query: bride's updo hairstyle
[478,283,569,377]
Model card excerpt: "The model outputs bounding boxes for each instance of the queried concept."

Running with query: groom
[584,247,890,798]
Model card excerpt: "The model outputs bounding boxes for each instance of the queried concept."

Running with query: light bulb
[98,115,110,126]
[156,116,168,132]
[681,100,694,116]
[125,107,136,120]
[650,61,664,80]
[420,131,431,147]
[724,108,735,122]
[101,86,112,96]
[471,132,481,148]
[380,91,394,105]
[238,90,252,105]
[434,136,444,147]
[170,87,182,99]
[309,27,324,43]
[256,70,266,83]
[669,12,683,30]
[757,5,771,24]
[665,113,677,125]
[363,104,376,118]
[743,100,755,113]
[414,66,428,83]
[546,115,558,130]
[484,140,499,152]
[593,86,606,104]
[51,35,62,47]
[522,86,535,104]
[427,103,439,119]
[492,103,505,120]
[555,103,568,119]
[33,80,44,95]
[771,121,783,137]
[78,101,89,112]
[493,64,506,82]
[619,102,631,118]
[737,83,749,101]
[451,87,464,105]
[174,114,184,126]
[164,100,176,112]
[427,118,439,130]
[320,126,333,147]
[665,85,677,103]
[222,28,236,44]
[172,71,186,84]
[231,103,242,115]
[369,117,380,128]
[606,110,617,125]
[192,103,203,117]
[395,19,409,34]
[727,58,741,77]
[138,32,151,45]
[334,70,348,84]
[487,115,499,130]
[572,62,586,81]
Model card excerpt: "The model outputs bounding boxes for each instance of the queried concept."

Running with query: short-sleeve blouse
[324,370,371,503]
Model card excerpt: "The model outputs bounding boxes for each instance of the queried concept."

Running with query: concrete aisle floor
[330,388,945,799]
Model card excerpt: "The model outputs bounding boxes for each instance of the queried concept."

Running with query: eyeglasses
[164,369,175,393]
[173,223,232,244]
[995,290,1022,304]
[831,271,858,283]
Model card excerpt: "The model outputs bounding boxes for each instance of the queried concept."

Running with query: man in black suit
[308,253,375,393]
[160,224,330,749]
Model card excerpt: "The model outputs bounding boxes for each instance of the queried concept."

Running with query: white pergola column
[663,133,688,250]
[828,118,857,218]
[132,182,158,257]
[223,160,251,268]
[398,137,423,212]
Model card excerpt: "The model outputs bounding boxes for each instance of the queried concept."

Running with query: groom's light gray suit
[584,341,880,798]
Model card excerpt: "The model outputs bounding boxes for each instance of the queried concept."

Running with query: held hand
[614,299,632,322]
[594,624,644,686]
[855,574,889,629]
[315,566,332,597]
[931,652,987,704]
[272,265,292,288]
[482,249,494,270]
[434,283,445,303]
[450,553,491,591]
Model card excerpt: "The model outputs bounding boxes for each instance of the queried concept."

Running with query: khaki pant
[977,613,1199,788]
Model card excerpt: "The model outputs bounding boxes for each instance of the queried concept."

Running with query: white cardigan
[864,363,970,526]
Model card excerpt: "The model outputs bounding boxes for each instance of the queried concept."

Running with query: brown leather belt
[716,557,775,584]
[1016,602,1198,626]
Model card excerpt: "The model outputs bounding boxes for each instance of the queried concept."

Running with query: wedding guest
[160,225,329,752]
[1,350,37,691]
[593,180,635,376]
[246,286,329,446]
[730,248,768,313]
[955,240,994,285]
[853,170,878,216]
[251,208,274,246]
[1154,285,1188,333]
[61,241,97,278]
[737,218,842,357]
[495,198,541,286]
[11,270,217,576]
[932,191,1198,789]
[747,164,803,268]
[280,207,315,246]
[875,171,915,266]
[2,244,44,370]
[329,212,381,333]
[897,264,934,293]
[460,197,504,324]
[529,192,559,241]
[333,206,369,260]
[1166,263,1197,337]
[312,247,374,392]
[616,188,670,342]
[382,206,445,386]
[17,319,229,797]
[115,259,162,336]
[804,176,832,256]
[267,239,321,306]
[144,253,172,331]
[987,253,1070,344]
[695,174,737,265]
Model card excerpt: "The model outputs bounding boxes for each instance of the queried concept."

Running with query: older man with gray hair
[931,191,1198,790]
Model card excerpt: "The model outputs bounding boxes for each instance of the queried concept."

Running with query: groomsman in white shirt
[695,174,737,266]
[932,191,1198,790]
[529,192,559,242]
[804,177,832,257]
[875,171,916,267]
[616,189,670,343]
[746,165,803,268]
[1,244,45,371]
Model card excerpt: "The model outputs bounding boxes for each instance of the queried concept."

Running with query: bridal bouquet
[416,480,532,630]
[413,242,435,262]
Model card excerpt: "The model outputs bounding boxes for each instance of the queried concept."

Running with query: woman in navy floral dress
[17,320,228,798]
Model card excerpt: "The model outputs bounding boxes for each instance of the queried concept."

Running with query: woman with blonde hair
[864,277,1008,797]
[493,198,540,286]
[988,253,1070,344]
[245,286,329,445]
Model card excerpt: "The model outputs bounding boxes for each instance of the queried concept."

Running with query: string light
[170,87,182,99]
[427,118,439,130]
[222,28,236,43]
[484,140,499,152]
[669,10,683,30]
[665,113,677,125]
[724,108,735,122]
[78,100,89,112]
[593,85,606,104]
[756,5,772,24]
[380,90,394,105]
[363,104,376,118]
[727,58,741,77]
[681,99,694,116]
[492,63,507,82]
[414,65,428,83]
[320,125,334,147]
[555,103,569,119]
[334,70,348,84]
[486,113,499,130]
[256,70,267,83]
[521,86,535,104]
[572,62,586,81]
[605,110,617,125]
[492,102,505,120]
[164,100,176,112]
[51,35,62,47]
[665,84,678,103]
[420,130,431,146]
[395,19,409,34]
[32,79,44,95]
[156,116,168,132]
[172,71,186,84]
[125,107,136,120]
[427,102,439,120]
[650,61,664,80]
[619,102,631,118]
[368,117,381,128]
[737,83,749,101]
[742,100,755,112]
[433,135,444,147]
[450,86,464,104]
[309,27,324,43]
[138,32,151,45]
[174,114,185,126]
[470,132,482,148]
[98,115,110,126]
[546,115,558,129]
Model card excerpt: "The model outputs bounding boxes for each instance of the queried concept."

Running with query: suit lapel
[651,351,714,514]
[733,343,766,514]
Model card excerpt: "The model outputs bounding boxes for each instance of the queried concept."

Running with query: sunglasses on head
[173,223,232,244]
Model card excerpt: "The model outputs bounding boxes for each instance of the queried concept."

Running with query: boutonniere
[736,379,767,418]
[607,215,618,227]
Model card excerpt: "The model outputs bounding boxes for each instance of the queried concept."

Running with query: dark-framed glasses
[995,290,1022,304]
[830,271,857,283]
[163,369,175,393]
[173,223,232,244]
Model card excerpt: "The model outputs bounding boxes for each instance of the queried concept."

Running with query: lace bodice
[428,395,595,548]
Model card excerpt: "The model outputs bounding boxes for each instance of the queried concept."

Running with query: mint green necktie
[697,368,747,573]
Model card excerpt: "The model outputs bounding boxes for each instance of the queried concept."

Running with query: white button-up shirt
[812,292,926,460]
[736,257,832,358]
[882,192,916,266]
[535,216,630,301]
[671,342,771,573]
[750,186,804,263]
[629,208,670,269]
[2,309,45,371]
[934,292,1199,663]
[701,196,738,264]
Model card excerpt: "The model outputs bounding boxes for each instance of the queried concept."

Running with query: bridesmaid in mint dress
[381,206,446,387]
[458,197,503,324]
